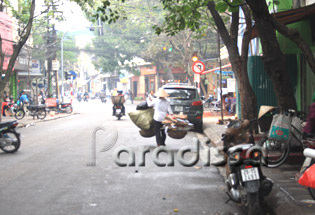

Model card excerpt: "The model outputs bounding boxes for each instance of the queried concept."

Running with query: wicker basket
[167,130,187,139]
[111,96,125,105]
[139,129,155,138]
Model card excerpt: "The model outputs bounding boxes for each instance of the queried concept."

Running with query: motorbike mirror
[201,96,205,100]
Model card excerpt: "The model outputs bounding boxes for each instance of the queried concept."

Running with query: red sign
[192,61,205,74]
[45,98,57,107]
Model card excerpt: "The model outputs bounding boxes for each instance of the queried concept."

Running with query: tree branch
[271,17,315,76]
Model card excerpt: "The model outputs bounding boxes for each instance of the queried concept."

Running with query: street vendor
[147,88,173,147]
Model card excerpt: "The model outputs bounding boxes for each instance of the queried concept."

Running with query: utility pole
[218,31,223,124]
[52,25,59,98]
[46,18,52,98]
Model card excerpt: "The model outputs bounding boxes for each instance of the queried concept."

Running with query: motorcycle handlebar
[303,148,315,159]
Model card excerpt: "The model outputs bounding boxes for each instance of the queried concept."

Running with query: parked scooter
[0,120,21,153]
[298,145,315,200]
[225,144,273,215]
[202,95,214,108]
[222,119,273,215]
[15,103,46,120]
[57,102,73,114]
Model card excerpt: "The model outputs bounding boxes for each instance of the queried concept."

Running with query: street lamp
[60,26,101,102]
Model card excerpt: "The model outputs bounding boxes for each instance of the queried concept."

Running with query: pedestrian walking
[147,88,173,147]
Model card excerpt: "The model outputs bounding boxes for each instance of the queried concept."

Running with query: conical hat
[258,106,276,119]
[155,89,169,98]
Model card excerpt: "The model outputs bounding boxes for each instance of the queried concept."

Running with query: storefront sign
[227,78,236,92]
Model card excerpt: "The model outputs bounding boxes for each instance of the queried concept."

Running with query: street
[0,100,245,215]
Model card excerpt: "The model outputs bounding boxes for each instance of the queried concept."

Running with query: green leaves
[215,1,228,12]
[215,0,241,13]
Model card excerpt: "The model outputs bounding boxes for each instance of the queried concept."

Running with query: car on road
[162,83,203,133]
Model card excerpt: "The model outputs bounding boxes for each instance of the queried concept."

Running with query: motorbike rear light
[12,122,18,127]
[245,165,253,169]
[196,116,202,119]
[249,150,261,160]
[192,101,203,106]
[230,152,240,161]
[253,152,260,158]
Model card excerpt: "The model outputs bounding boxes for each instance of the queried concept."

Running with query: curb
[12,113,77,128]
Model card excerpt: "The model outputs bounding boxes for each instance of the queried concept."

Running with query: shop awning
[17,72,42,77]
[202,63,232,74]
[251,3,315,39]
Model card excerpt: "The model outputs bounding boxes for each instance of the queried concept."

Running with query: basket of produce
[139,129,155,138]
[162,114,194,139]
[111,96,126,105]
[167,130,187,139]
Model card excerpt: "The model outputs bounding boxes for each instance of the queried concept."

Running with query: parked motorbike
[209,100,221,112]
[225,143,273,215]
[221,119,273,214]
[15,104,46,120]
[202,95,214,108]
[0,120,21,153]
[57,102,73,114]
[298,145,315,200]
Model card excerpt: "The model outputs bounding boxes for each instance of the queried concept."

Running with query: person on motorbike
[19,91,29,104]
[303,91,315,137]
[112,90,125,116]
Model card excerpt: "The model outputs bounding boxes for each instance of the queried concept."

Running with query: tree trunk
[0,0,36,121]
[207,1,257,120]
[245,0,297,111]
[200,80,207,97]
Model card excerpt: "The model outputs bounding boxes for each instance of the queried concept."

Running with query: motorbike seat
[227,144,253,155]
[27,105,45,110]
[0,121,16,128]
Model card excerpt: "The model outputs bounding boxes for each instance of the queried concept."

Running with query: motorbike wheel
[0,130,21,153]
[258,133,290,168]
[247,192,262,215]
[117,115,121,120]
[308,188,315,200]
[66,106,73,114]
[15,110,25,120]
[209,104,220,112]
[204,102,209,108]
[37,110,47,119]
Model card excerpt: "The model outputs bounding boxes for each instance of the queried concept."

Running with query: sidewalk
[0,111,75,128]
[201,111,315,215]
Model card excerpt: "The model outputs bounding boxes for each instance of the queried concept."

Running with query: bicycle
[257,108,309,168]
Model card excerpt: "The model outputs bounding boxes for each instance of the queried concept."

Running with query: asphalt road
[0,100,245,215]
